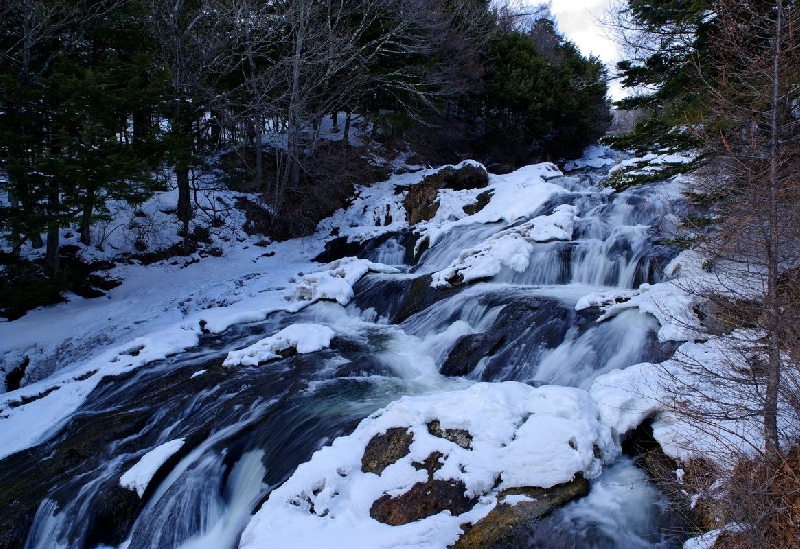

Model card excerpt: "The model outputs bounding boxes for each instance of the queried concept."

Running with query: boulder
[440,332,507,377]
[361,427,413,475]
[452,477,590,549]
[428,164,489,191]
[412,451,445,478]
[401,164,489,225]
[463,190,493,216]
[403,179,441,225]
[370,478,477,526]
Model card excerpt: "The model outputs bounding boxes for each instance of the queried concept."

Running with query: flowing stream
[0,163,688,549]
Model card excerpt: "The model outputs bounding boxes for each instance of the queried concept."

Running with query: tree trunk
[177,165,191,248]
[79,187,95,246]
[343,111,352,150]
[255,120,263,189]
[8,187,22,255]
[285,0,306,197]
[173,99,193,252]
[763,0,784,457]
[45,181,60,274]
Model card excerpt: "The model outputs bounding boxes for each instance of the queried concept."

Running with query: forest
[0,0,609,292]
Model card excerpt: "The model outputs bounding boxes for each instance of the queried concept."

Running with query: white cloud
[547,0,624,99]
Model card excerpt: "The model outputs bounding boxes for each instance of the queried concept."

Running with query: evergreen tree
[603,0,711,186]
[479,19,610,163]
[0,0,158,271]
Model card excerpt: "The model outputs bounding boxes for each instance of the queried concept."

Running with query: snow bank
[239,382,615,549]
[292,258,400,306]
[576,281,700,343]
[223,324,336,366]
[421,163,567,251]
[590,363,664,441]
[527,204,577,242]
[120,439,185,497]
[431,205,577,287]
[609,150,697,177]
[431,233,533,287]
[318,161,568,260]
[564,145,620,171]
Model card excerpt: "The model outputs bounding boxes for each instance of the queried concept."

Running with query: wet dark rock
[351,274,458,324]
[0,406,154,549]
[314,230,419,265]
[314,236,360,263]
[469,298,573,381]
[370,478,477,526]
[4,356,28,392]
[84,484,143,548]
[361,428,414,476]
[397,276,458,323]
[623,420,704,533]
[427,420,473,450]
[440,332,507,377]
[451,477,590,549]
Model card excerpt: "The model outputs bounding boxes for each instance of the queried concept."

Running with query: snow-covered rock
[239,382,615,549]
[223,324,336,366]
[120,439,185,497]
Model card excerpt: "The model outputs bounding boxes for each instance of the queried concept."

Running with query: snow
[291,258,400,306]
[609,150,697,176]
[120,439,186,497]
[239,382,615,549]
[595,282,700,343]
[0,145,773,546]
[421,163,567,251]
[431,233,533,287]
[590,363,664,441]
[527,204,577,242]
[430,205,577,287]
[317,161,568,257]
[564,145,620,171]
[683,529,722,549]
[223,324,336,366]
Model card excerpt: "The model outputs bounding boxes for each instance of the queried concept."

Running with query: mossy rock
[403,179,441,225]
[401,164,489,225]
[412,451,445,479]
[452,477,590,549]
[463,190,493,216]
[425,165,489,191]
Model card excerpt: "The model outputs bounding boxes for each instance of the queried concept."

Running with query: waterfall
[0,156,689,549]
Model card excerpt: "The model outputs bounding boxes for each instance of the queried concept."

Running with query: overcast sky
[545,0,623,98]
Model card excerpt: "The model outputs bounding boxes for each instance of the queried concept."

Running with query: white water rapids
[4,155,689,549]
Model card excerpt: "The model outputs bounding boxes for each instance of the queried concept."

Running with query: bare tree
[146,0,241,249]
[241,0,475,219]
[691,0,800,456]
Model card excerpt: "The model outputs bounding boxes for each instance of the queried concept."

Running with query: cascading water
[0,157,689,549]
